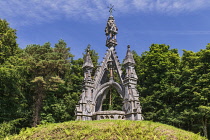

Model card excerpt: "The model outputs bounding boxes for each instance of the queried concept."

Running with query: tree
[23,40,73,126]
[198,105,210,138]
[176,50,199,131]
[0,56,29,123]
[178,44,210,138]
[134,44,181,125]
[0,19,19,64]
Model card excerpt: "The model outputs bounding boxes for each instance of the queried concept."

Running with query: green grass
[6,120,206,140]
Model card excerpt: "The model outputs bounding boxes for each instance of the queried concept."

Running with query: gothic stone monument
[75,9,143,121]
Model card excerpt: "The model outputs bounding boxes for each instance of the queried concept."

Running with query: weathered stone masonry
[75,13,143,121]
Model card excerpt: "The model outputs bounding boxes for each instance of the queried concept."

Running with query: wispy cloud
[132,0,210,13]
[174,31,210,35]
[1,0,210,26]
[138,30,210,35]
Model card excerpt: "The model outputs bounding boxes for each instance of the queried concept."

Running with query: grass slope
[7,120,206,140]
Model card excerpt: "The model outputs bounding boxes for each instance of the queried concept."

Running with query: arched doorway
[93,82,126,120]
[102,87,123,111]
[94,82,123,112]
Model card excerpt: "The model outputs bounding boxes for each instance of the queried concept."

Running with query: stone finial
[123,45,135,65]
[83,48,94,69]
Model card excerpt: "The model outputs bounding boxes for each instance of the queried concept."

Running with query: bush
[0,118,23,138]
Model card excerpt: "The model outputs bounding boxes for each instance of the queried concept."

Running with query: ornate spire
[123,45,135,66]
[105,5,118,48]
[83,48,93,69]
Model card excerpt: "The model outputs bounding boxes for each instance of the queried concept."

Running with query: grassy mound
[7,120,206,140]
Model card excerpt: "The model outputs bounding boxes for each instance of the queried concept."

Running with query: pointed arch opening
[94,82,124,112]
[102,87,123,111]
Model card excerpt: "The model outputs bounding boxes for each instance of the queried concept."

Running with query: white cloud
[1,0,210,26]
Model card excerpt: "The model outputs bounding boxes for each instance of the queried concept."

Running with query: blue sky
[1,0,210,62]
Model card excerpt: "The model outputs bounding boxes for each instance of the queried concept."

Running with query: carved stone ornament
[123,101,131,114]
[86,100,93,113]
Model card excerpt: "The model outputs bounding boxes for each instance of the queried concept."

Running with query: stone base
[93,110,125,120]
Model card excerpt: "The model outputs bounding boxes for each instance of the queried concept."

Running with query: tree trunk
[109,88,112,110]
[32,83,44,127]
[202,117,208,139]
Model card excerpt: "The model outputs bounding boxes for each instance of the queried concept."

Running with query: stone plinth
[93,110,125,120]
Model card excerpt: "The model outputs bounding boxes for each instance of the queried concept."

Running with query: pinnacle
[123,45,135,65]
[83,50,93,68]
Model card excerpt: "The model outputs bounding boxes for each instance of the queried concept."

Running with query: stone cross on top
[108,4,115,16]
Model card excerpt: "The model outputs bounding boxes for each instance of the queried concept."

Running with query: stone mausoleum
[75,9,143,121]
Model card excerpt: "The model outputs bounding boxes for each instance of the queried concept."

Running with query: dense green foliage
[0,19,19,64]
[1,19,210,139]
[7,120,206,140]
[133,44,210,138]
[134,44,180,123]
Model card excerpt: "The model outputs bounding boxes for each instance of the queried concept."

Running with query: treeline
[133,44,210,138]
[0,20,210,138]
[0,19,92,137]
